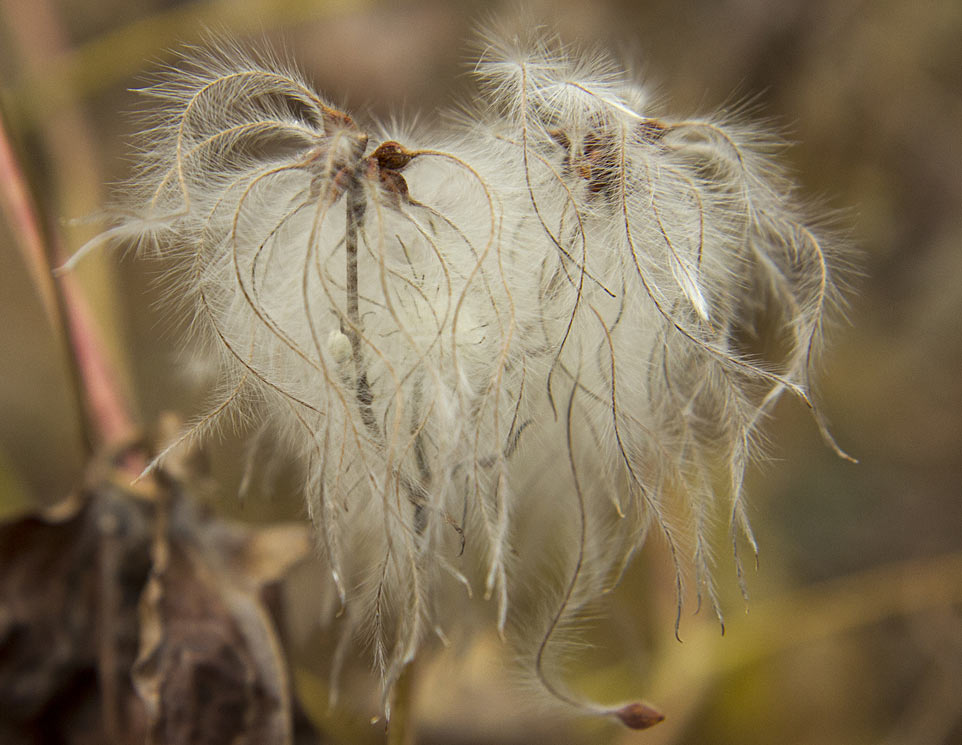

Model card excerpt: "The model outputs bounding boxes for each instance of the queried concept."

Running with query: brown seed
[371,140,416,171]
[612,702,665,730]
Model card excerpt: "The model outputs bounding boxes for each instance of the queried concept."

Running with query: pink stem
[0,111,136,454]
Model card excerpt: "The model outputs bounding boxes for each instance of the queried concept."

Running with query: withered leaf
[133,494,311,745]
[1,440,315,745]
[0,486,151,742]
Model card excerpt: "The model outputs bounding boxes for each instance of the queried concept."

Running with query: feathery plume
[82,30,850,726]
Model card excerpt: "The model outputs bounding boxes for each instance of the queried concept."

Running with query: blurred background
[1,0,960,743]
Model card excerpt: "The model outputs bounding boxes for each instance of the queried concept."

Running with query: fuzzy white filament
[98,33,850,727]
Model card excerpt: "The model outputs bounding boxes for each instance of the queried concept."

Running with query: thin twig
[344,171,378,436]
[4,120,138,458]
[387,660,417,745]
[96,508,123,745]
[0,108,62,325]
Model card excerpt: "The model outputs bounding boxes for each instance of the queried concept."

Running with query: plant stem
[0,107,136,456]
[387,661,417,745]
[344,172,378,436]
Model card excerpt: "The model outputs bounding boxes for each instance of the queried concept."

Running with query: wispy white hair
[94,30,851,726]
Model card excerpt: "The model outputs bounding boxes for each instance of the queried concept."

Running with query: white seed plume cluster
[90,32,850,727]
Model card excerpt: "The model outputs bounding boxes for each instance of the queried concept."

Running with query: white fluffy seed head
[103,31,851,724]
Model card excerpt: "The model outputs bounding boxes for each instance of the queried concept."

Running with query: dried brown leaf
[133,497,310,745]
